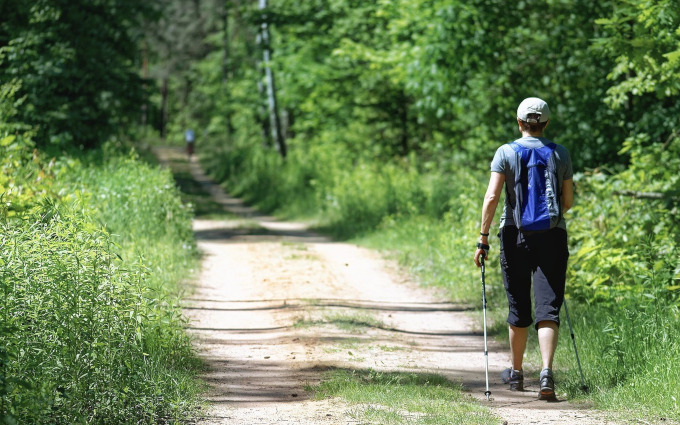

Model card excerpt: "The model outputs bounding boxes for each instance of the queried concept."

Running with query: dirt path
[155,147,621,425]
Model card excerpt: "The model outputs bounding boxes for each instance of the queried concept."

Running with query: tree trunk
[141,42,148,132]
[400,99,409,155]
[160,76,169,140]
[259,0,286,158]
[222,3,234,139]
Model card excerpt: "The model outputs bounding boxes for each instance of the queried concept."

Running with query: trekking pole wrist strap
[477,243,490,250]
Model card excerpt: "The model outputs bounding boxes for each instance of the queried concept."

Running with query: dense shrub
[568,136,680,306]
[1,145,200,424]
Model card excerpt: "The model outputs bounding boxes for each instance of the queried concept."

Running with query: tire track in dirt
[154,147,622,425]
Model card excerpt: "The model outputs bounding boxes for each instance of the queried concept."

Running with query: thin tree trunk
[255,32,271,148]
[259,0,286,158]
[222,3,234,138]
[141,42,148,133]
[160,76,169,140]
[400,99,409,155]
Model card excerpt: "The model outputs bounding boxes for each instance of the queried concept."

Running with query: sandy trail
[154,147,619,425]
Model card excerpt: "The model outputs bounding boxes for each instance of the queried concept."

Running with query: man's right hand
[474,244,489,268]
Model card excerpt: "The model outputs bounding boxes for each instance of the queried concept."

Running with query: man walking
[473,97,574,400]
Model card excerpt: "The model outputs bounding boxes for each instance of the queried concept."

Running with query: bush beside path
[1,147,201,423]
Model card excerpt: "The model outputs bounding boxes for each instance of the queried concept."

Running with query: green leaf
[1,135,16,147]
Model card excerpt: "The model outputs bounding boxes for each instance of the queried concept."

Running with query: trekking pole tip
[485,391,491,401]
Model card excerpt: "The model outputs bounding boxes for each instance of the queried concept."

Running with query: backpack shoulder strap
[545,143,562,226]
[507,142,525,223]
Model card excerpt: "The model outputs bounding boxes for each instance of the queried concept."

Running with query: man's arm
[474,171,505,267]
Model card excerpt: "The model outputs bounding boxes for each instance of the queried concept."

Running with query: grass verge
[309,369,499,425]
[155,148,234,220]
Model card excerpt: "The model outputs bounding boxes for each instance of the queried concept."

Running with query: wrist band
[480,232,489,237]
[477,242,490,250]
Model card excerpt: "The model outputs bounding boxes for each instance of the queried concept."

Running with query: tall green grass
[554,303,680,419]
[1,148,201,424]
[201,139,481,237]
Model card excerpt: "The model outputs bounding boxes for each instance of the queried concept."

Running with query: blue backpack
[509,141,561,232]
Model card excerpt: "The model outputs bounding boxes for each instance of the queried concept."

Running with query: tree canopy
[153,0,677,174]
[0,0,153,149]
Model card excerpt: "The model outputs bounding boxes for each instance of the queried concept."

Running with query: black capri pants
[499,226,569,329]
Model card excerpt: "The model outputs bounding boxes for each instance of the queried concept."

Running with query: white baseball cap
[517,97,550,123]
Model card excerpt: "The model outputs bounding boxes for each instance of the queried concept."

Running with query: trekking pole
[480,255,491,401]
[563,299,588,393]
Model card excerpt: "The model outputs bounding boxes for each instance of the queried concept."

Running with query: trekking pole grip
[477,242,489,266]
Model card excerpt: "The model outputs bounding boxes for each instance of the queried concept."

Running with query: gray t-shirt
[490,136,573,230]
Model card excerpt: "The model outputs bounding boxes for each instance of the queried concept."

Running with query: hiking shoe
[501,368,524,391]
[538,368,556,400]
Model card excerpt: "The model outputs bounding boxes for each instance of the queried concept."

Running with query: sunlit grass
[310,369,500,425]
[379,345,406,352]
[555,303,680,422]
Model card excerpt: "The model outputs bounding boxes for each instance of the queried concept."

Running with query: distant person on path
[185,129,195,159]
[473,97,574,400]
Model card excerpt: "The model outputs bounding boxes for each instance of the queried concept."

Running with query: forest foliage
[2,0,678,306]
[159,0,680,307]
[0,0,152,149]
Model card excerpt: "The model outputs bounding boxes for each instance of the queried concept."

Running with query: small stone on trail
[291,393,298,397]
[264,356,270,359]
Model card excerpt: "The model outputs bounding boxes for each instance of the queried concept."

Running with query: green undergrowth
[201,141,473,233]
[150,149,231,219]
[309,369,499,425]
[553,302,680,421]
[1,142,202,424]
